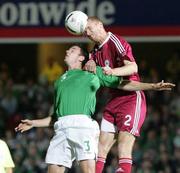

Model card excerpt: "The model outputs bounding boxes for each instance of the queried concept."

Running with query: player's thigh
[68,120,99,161]
[45,129,73,168]
[79,159,96,173]
[99,114,117,156]
[48,164,67,173]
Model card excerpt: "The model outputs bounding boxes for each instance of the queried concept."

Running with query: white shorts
[45,115,100,168]
[101,118,117,133]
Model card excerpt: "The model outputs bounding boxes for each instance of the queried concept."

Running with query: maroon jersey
[90,32,147,136]
[91,32,140,82]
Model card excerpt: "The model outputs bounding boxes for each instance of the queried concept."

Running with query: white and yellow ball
[65,11,88,35]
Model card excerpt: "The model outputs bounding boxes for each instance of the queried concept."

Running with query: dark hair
[71,44,89,66]
[68,44,89,66]
[79,45,89,66]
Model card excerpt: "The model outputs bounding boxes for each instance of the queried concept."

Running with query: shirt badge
[61,73,67,81]
[105,60,110,67]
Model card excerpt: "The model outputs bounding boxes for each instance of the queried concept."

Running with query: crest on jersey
[61,73,67,81]
[104,60,110,67]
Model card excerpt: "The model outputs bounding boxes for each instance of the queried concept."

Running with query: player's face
[84,20,102,42]
[64,46,81,65]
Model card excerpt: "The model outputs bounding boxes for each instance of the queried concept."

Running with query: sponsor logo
[0,1,115,27]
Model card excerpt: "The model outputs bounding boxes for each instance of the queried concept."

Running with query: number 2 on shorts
[124,115,131,126]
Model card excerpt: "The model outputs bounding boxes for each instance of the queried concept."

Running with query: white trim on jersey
[130,91,141,135]
[109,32,126,54]
[98,32,111,49]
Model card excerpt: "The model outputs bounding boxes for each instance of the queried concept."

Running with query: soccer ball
[65,11,88,35]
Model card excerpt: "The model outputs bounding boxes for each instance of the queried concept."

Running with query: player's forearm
[112,63,137,76]
[118,80,156,91]
[32,116,52,127]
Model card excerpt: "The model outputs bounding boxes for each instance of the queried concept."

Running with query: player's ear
[79,55,85,62]
[99,22,104,28]
[89,53,91,59]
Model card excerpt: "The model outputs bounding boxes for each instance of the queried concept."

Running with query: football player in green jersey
[15,45,175,173]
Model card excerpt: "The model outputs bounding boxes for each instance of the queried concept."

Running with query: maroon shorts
[103,91,147,137]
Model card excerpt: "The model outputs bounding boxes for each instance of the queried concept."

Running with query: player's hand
[84,60,96,73]
[153,80,175,90]
[15,119,34,133]
[102,66,113,75]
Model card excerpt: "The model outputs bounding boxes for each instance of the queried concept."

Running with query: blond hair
[88,16,103,24]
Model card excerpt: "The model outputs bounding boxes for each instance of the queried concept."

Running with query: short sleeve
[112,34,135,62]
[96,66,122,88]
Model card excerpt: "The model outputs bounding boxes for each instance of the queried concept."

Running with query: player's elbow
[132,62,138,73]
[134,63,138,73]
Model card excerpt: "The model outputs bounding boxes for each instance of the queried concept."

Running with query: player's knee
[118,131,135,144]
[82,166,95,173]
[117,132,135,157]
[98,132,115,157]
[87,167,95,173]
[98,138,115,157]
[80,160,95,173]
[98,142,110,157]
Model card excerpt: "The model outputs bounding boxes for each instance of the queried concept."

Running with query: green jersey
[53,66,122,118]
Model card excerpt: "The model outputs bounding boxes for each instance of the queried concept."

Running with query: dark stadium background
[0,0,179,173]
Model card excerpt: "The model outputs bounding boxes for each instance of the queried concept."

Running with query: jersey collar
[98,32,111,49]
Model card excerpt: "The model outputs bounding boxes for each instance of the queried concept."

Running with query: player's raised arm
[118,80,175,91]
[15,116,53,133]
[103,60,138,76]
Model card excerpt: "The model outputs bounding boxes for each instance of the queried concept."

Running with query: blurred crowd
[0,50,180,173]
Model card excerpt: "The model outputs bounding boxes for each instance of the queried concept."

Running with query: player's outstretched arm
[15,116,52,133]
[118,80,175,91]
